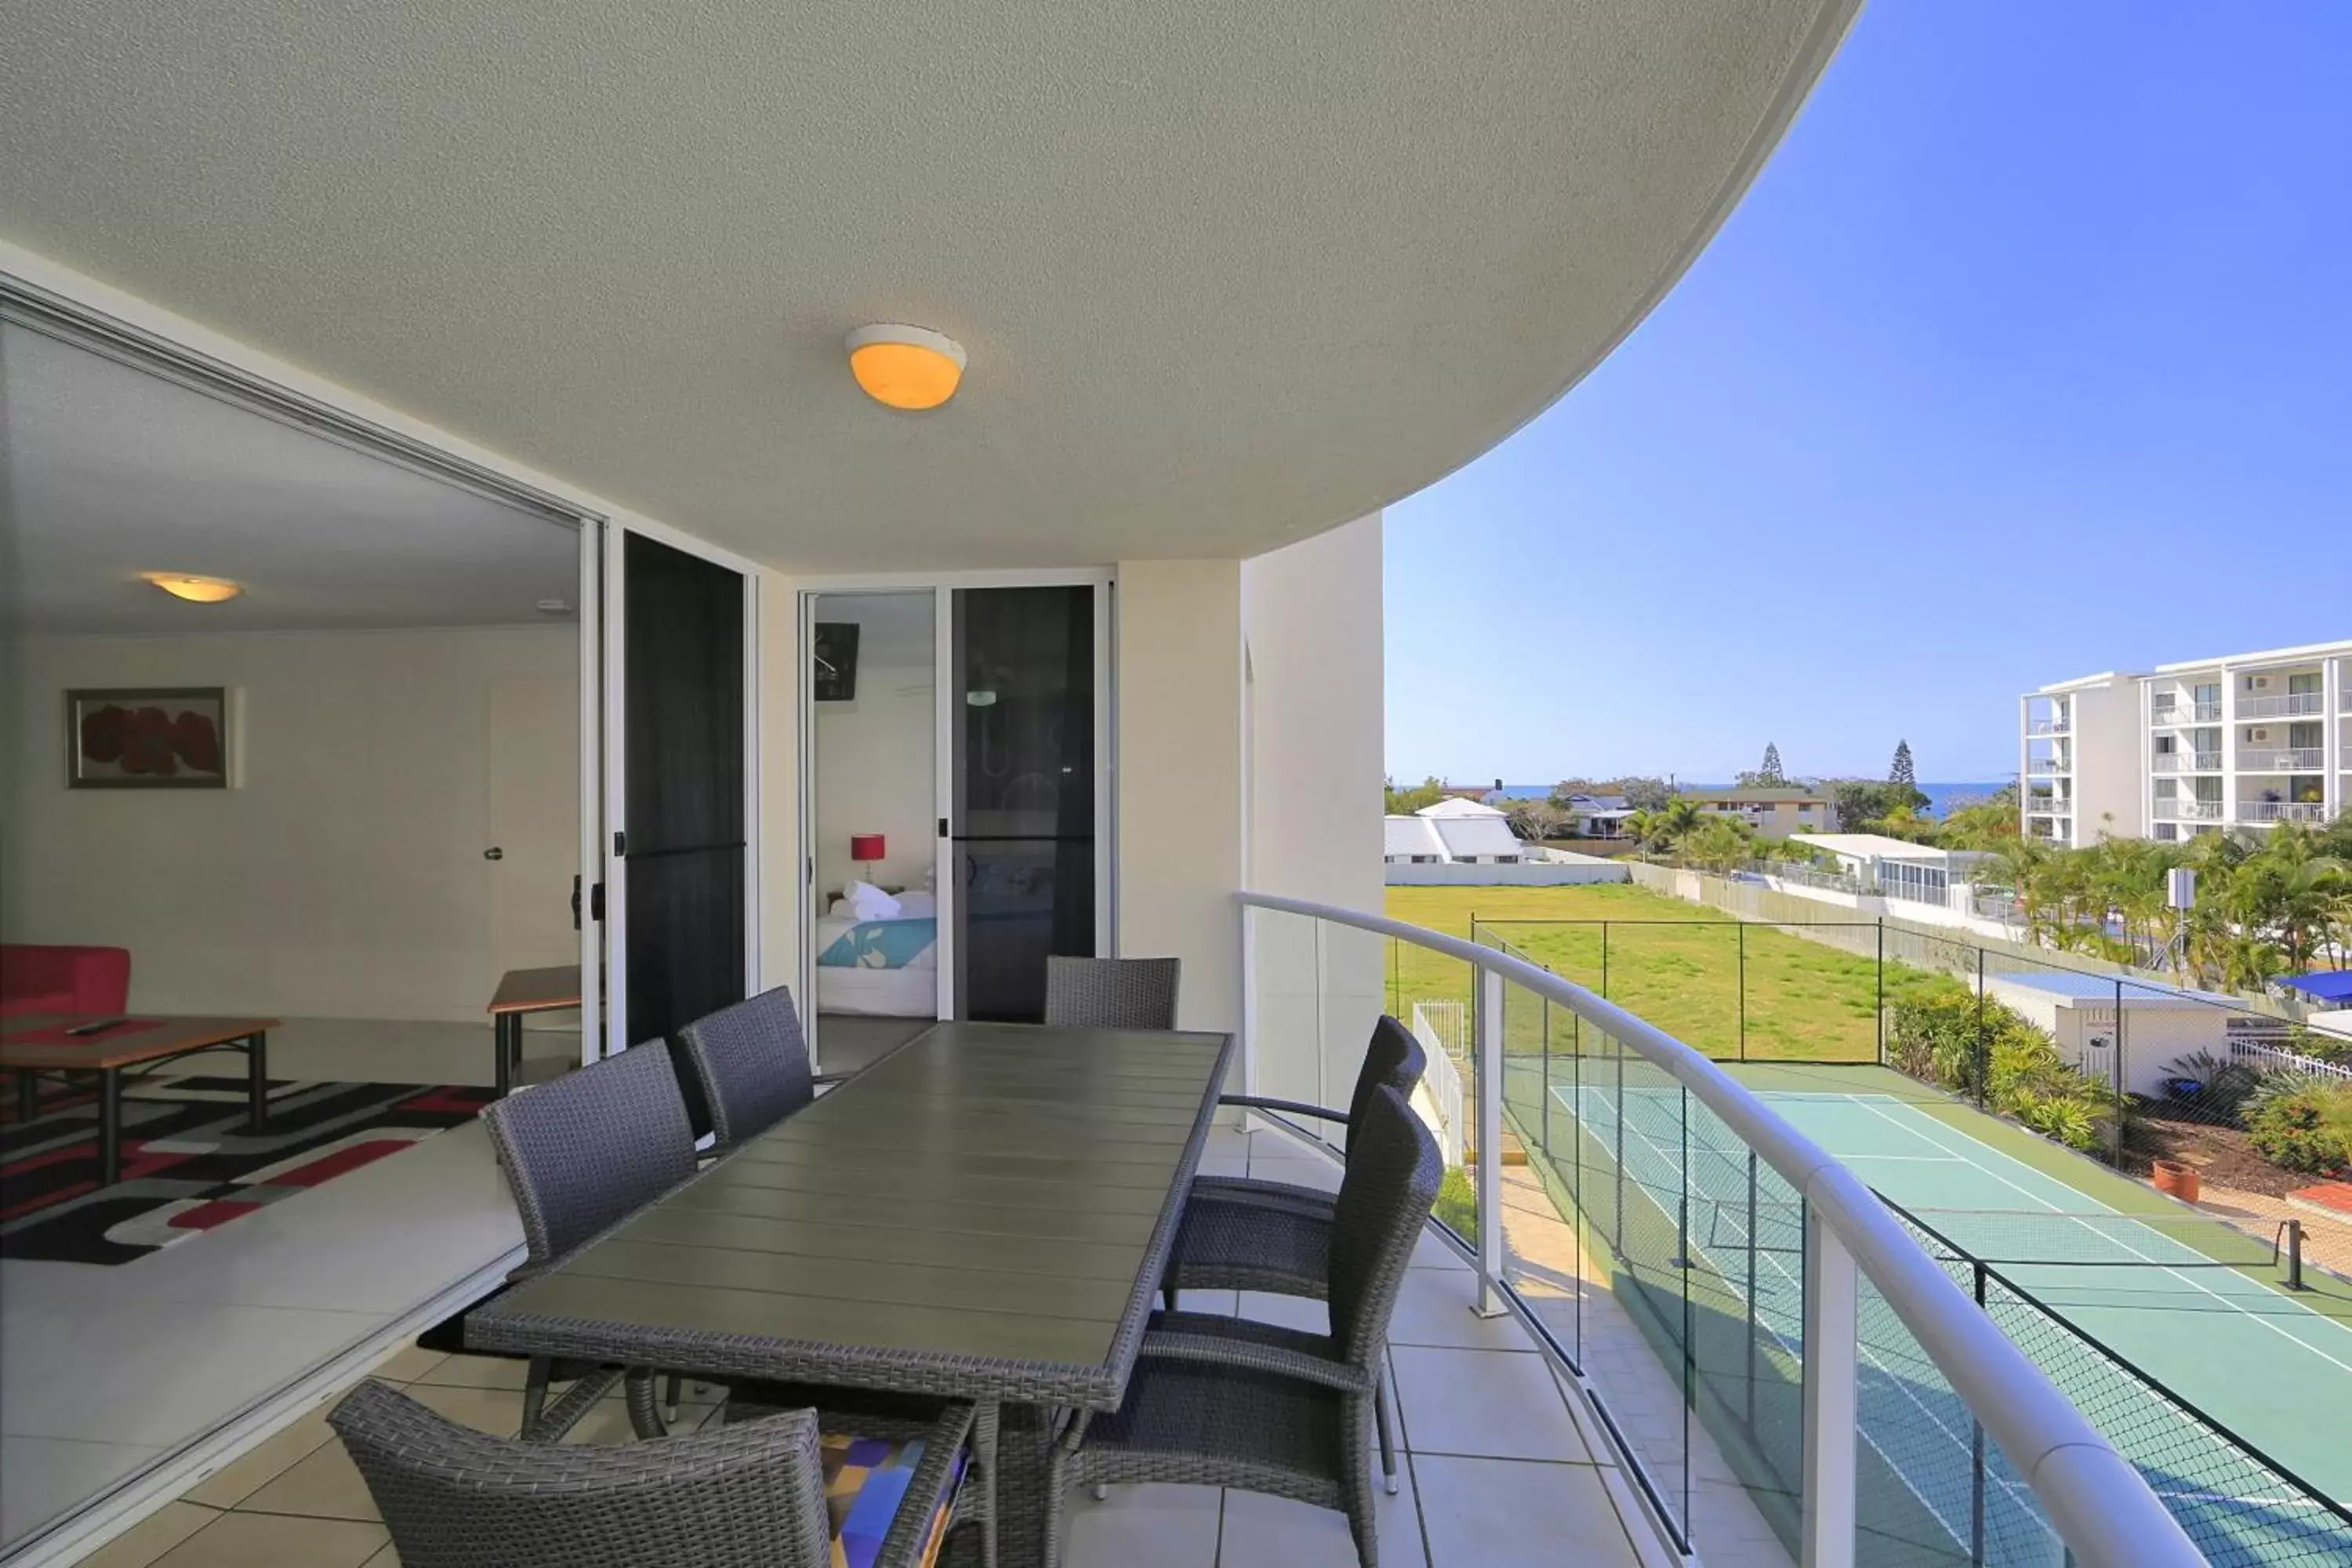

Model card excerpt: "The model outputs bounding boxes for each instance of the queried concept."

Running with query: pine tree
[1760,742,1784,783]
[1889,740,1915,787]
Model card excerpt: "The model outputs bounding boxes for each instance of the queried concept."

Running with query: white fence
[1406,1002,1467,1166]
[2228,1036,2352,1083]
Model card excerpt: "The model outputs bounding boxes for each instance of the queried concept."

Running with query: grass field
[1384,883,1946,1062]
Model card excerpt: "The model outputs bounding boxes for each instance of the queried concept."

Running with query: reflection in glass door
[949,586,1098,1022]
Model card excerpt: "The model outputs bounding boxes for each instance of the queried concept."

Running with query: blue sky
[1384,2,2351,787]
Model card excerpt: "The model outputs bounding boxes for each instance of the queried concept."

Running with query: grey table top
[467,1020,1233,1409]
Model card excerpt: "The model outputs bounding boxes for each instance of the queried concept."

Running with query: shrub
[1888,981,2112,1153]
[1433,1165,1478,1238]
[2158,1049,2268,1125]
[2244,1076,2352,1175]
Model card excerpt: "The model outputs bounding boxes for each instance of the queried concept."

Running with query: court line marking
[1847,1097,2352,1381]
[1563,1083,2044,1554]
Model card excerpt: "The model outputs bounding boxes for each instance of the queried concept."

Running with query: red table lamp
[851,833,885,879]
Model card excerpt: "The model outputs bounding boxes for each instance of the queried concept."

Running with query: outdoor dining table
[466,1018,1233,1566]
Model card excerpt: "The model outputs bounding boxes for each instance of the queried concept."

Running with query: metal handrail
[1236,890,2201,1568]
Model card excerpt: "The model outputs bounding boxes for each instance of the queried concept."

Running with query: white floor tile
[0,1435,168,1548]
[1391,1346,1593,1463]
[1218,1473,1428,1568]
[1247,1158,1342,1195]
[75,1501,223,1568]
[1412,1454,1639,1567]
[1385,1271,1534,1352]
[1061,1482,1221,1568]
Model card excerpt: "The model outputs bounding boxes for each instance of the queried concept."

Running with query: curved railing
[1237,891,2201,1568]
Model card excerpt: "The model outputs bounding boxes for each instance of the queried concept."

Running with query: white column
[1802,1218,1859,1568]
[1474,967,1506,1317]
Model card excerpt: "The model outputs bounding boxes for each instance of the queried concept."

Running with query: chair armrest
[876,1401,978,1568]
[1188,1174,1339,1218]
[1139,1312,1372,1396]
[1217,1093,1347,1125]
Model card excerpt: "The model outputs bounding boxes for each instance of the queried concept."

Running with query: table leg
[247,1033,270,1132]
[987,1402,1054,1568]
[495,1014,515,1098]
[100,1066,122,1185]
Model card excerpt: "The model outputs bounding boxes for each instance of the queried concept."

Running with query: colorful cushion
[822,1431,966,1568]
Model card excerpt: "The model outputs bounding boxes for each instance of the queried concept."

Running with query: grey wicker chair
[1041,956,1181,1030]
[1160,1016,1425,1488]
[331,1377,975,1568]
[671,984,829,1152]
[1045,1085,1441,1568]
[478,1044,698,1438]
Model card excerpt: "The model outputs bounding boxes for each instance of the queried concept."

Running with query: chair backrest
[331,1379,831,1568]
[1326,1084,1443,1370]
[673,985,814,1147]
[1042,956,1181,1030]
[1345,1015,1428,1142]
[480,1044,696,1271]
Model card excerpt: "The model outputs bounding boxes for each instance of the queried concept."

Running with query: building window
[2155,823,2177,841]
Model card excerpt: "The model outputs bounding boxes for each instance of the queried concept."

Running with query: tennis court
[1554,1079,2352,1566]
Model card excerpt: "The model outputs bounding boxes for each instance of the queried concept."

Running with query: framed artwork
[812,622,860,702]
[67,688,230,789]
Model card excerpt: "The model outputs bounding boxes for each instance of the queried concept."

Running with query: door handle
[483,847,503,861]
[571,874,582,930]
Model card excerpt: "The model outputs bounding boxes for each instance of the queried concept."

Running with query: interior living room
[0,311,586,1550]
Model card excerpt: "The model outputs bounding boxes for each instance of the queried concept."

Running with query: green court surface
[1552,1075,2352,1566]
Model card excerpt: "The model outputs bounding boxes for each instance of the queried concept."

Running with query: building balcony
[2238,691,2325,719]
[2154,799,2224,821]
[2150,752,2222,772]
[2027,717,2069,736]
[2239,800,2326,825]
[2240,747,2325,771]
[2025,755,2070,775]
[2025,793,2070,815]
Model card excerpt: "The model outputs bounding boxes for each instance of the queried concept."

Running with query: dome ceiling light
[143,572,243,604]
[846,325,966,412]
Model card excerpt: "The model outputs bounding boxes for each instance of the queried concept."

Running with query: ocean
[1488,781,2009,818]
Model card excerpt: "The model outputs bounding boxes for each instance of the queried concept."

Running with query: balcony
[2150,752,2222,772]
[2194,701,2225,721]
[2241,747,2325,771]
[2238,691,2325,719]
[2154,799,2225,821]
[2025,754,2070,775]
[2024,793,2070,814]
[2239,800,2326,825]
[2027,717,2069,736]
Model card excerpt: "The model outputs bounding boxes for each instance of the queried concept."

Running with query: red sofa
[0,945,132,1018]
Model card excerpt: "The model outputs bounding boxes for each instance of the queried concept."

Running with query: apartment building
[1678,785,1838,838]
[2020,640,2352,843]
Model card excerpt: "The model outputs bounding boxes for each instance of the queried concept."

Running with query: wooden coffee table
[487,965,582,1098]
[2,1014,281,1185]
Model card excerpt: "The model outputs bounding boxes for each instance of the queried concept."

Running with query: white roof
[1431,815,1525,860]
[1417,797,1508,818]
[1791,833,1958,864]
[2152,637,2352,674]
[1384,815,1447,858]
[2031,671,2135,695]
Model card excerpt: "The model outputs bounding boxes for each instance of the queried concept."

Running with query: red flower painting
[71,691,227,786]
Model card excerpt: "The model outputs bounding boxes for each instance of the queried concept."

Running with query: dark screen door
[622,532,746,1049]
[949,585,1096,1022]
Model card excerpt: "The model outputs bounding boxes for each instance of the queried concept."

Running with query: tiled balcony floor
[78,1127,1657,1568]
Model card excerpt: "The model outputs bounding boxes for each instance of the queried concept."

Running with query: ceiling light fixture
[143,572,243,604]
[846,324,966,411]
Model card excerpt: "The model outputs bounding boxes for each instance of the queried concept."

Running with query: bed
[815,891,938,1018]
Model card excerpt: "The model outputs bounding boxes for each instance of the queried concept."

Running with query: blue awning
[2278,971,2352,1004]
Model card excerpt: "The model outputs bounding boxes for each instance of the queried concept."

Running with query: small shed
[1983,971,2256,1098]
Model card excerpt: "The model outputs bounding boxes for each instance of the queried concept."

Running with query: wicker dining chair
[1041,956,1181,1030]
[1159,1015,1426,1488]
[479,1044,698,1438]
[671,984,829,1152]
[1046,1085,1441,1568]
[331,1377,977,1568]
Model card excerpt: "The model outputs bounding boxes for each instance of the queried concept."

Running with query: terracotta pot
[2151,1160,2201,1204]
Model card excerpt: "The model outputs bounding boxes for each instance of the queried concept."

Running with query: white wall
[1240,515,1389,1118]
[3,627,579,1022]
[1116,561,1245,1039]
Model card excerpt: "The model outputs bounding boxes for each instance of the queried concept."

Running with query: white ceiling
[0,1,1854,572]
[1,322,579,633]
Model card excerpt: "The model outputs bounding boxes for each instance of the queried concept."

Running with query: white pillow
[846,880,902,921]
[896,889,938,919]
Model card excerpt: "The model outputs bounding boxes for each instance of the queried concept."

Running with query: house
[1789,833,1991,907]
[2019,639,2352,843]
[1384,797,1526,864]
[1677,786,1838,839]
[0,5,2186,1566]
[1562,793,1638,839]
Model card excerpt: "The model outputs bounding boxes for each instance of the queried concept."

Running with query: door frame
[794,568,1113,1053]
[601,517,764,1058]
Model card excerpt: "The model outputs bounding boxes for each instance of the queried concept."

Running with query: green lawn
[1383,883,1940,1063]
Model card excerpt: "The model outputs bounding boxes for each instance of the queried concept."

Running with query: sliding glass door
[947,585,1102,1022]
